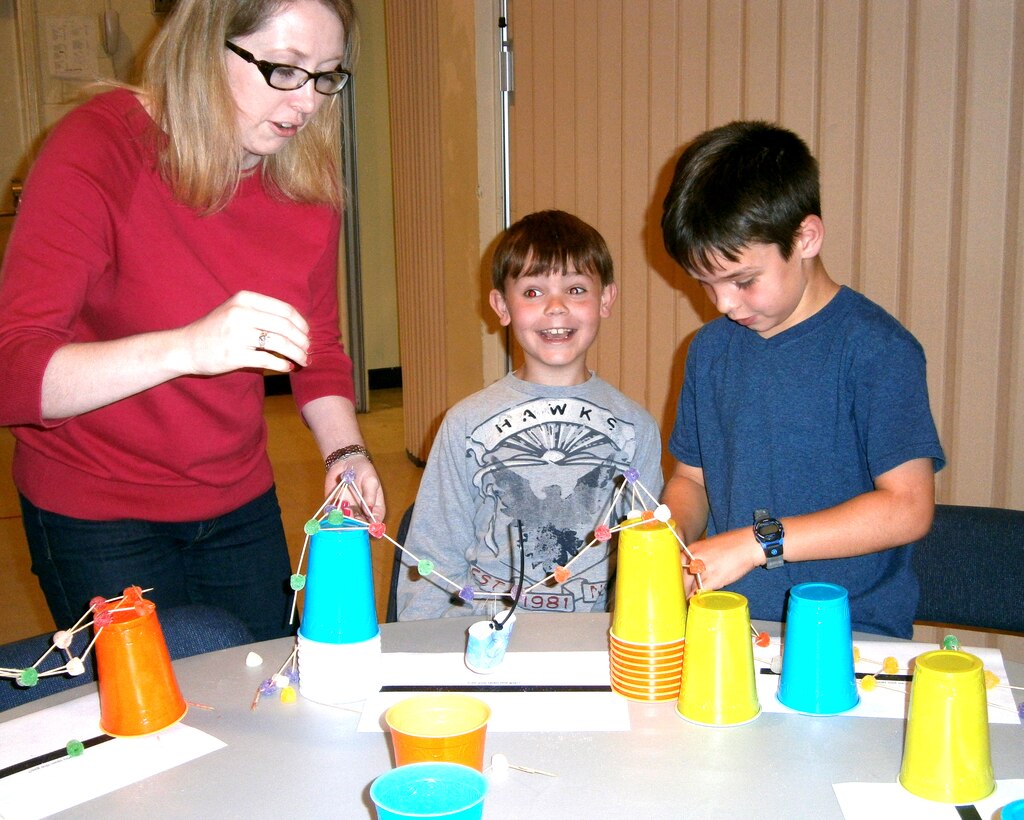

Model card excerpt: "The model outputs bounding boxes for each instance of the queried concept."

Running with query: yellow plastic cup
[385,694,491,771]
[610,518,687,644]
[676,591,760,727]
[899,650,994,803]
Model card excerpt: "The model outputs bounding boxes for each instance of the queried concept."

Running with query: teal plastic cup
[370,762,487,820]
[777,582,859,715]
[300,520,379,644]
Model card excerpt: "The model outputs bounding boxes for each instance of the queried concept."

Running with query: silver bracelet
[324,444,371,472]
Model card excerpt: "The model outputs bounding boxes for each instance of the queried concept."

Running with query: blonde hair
[141,0,357,213]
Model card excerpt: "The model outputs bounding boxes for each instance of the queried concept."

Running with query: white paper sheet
[833,778,1024,819]
[0,693,225,820]
[752,639,1020,723]
[357,651,630,733]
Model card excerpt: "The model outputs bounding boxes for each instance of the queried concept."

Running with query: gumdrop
[688,558,706,576]
[53,630,73,650]
[290,573,306,591]
[653,504,672,522]
[89,596,107,611]
[860,674,877,692]
[984,669,1000,690]
[882,657,899,674]
[755,631,771,648]
[595,525,612,542]
[641,510,654,521]
[369,522,386,539]
[417,559,435,577]
[94,611,113,627]
[280,686,297,704]
[16,668,39,688]
[245,652,263,667]
[66,658,85,676]
[553,565,570,583]
[458,586,475,602]
[134,599,155,616]
[853,646,861,663]
[327,509,345,525]
[341,468,357,484]
[769,656,783,674]
[272,674,290,689]
[66,740,85,758]
[624,468,640,484]
[258,678,277,696]
[122,586,143,602]
[942,634,961,651]
[303,518,321,535]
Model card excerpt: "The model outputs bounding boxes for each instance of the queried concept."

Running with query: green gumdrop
[327,509,345,525]
[303,519,321,535]
[17,667,39,687]
[66,740,85,757]
[942,634,961,651]
[417,559,435,577]
[290,573,306,591]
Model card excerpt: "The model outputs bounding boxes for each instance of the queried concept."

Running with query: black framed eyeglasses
[225,41,350,95]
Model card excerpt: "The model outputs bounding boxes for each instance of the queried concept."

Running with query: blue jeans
[20,486,295,641]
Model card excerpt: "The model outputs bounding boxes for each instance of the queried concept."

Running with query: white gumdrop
[66,657,85,676]
[770,655,783,674]
[272,673,290,688]
[653,504,672,523]
[52,630,73,650]
[245,651,264,668]
[490,753,509,783]
[626,509,643,521]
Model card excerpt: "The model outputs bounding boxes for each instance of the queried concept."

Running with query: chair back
[385,504,415,623]
[912,504,1024,633]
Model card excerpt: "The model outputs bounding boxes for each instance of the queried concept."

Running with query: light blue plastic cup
[777,582,859,715]
[370,762,487,820]
[299,520,379,644]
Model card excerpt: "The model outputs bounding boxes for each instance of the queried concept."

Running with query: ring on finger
[257,330,269,350]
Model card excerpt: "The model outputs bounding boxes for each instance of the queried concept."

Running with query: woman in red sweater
[0,0,383,640]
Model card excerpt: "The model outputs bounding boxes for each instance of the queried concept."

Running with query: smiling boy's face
[689,215,832,339]
[490,264,617,387]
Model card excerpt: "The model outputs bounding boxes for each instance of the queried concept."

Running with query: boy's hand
[684,528,764,595]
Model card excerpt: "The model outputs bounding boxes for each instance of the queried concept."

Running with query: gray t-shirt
[397,372,664,620]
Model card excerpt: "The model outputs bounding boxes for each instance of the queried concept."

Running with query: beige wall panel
[743,0,781,122]
[777,0,821,150]
[950,3,1016,504]
[859,1,909,312]
[818,0,863,292]
[708,1,744,126]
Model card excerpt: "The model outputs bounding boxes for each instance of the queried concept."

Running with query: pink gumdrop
[89,596,107,611]
[122,586,143,601]
[595,525,612,542]
[368,522,386,539]
[94,611,113,627]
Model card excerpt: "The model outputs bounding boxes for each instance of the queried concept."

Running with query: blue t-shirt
[668,286,945,637]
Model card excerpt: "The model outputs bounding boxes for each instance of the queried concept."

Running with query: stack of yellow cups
[608,518,687,702]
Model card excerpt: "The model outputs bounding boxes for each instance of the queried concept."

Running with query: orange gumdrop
[755,631,771,648]
[553,565,570,583]
[688,558,706,575]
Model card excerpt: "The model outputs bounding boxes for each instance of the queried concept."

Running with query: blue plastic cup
[370,762,487,820]
[299,521,379,644]
[777,582,859,715]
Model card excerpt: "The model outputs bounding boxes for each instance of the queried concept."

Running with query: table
[2,612,1022,818]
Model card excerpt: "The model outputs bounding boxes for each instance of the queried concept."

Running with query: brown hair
[491,210,614,291]
[141,0,358,213]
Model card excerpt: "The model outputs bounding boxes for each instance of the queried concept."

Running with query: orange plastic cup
[385,694,491,771]
[94,595,187,737]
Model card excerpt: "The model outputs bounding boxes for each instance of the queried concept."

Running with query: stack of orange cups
[608,518,687,702]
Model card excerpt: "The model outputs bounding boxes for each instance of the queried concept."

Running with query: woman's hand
[177,290,310,375]
[326,454,386,523]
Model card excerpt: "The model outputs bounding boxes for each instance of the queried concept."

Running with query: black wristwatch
[753,508,785,569]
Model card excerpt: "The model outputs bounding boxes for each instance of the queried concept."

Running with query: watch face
[756,520,782,540]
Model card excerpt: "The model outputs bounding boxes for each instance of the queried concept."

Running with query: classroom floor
[0,388,422,643]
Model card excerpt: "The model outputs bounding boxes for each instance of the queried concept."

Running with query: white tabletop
[3,612,1022,818]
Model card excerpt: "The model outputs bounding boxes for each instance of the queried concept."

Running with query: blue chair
[385,504,415,623]
[0,604,254,712]
[912,504,1024,633]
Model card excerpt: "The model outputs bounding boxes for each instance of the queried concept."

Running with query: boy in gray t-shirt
[397,210,664,620]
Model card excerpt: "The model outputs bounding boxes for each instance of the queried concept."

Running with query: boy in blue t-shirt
[660,121,945,637]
